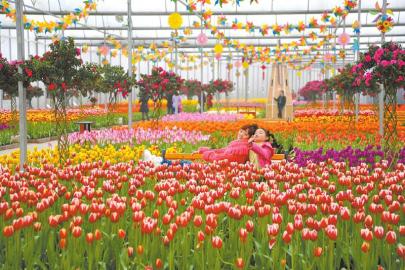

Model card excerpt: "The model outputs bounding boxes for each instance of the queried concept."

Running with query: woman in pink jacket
[198,124,258,163]
[248,128,274,168]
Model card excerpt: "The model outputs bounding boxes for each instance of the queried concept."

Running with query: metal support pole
[174,2,178,75]
[16,0,27,172]
[35,38,40,109]
[199,5,204,113]
[355,0,361,123]
[378,0,387,137]
[127,0,133,129]
[245,66,249,102]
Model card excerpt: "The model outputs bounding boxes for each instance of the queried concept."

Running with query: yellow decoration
[168,13,183,29]
[214,44,223,54]
[242,61,249,69]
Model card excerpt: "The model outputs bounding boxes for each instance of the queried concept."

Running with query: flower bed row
[0,108,107,123]
[0,159,403,269]
[68,127,210,146]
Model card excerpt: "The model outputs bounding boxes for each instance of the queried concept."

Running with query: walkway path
[0,140,57,156]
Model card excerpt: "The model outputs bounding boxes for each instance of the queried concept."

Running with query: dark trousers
[167,104,173,114]
[277,105,284,118]
[141,112,149,121]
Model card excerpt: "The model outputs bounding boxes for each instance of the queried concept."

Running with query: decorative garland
[0,0,97,33]
[371,1,394,33]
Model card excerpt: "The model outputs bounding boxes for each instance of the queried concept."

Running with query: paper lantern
[168,13,183,29]
[235,61,242,69]
[338,32,350,46]
[215,53,221,60]
[214,44,223,54]
[196,32,208,46]
[242,61,249,69]
[82,44,89,53]
[324,53,332,62]
[99,45,109,56]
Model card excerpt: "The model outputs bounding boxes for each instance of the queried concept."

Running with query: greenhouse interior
[0,0,404,269]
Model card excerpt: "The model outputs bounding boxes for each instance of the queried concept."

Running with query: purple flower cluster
[0,123,9,131]
[294,145,405,167]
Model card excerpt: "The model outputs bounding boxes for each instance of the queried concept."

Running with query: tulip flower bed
[294,109,376,117]
[161,113,244,122]
[0,108,107,123]
[0,144,162,170]
[132,119,405,150]
[0,159,404,269]
[294,145,405,167]
[68,127,210,146]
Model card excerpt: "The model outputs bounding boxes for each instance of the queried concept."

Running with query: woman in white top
[172,91,182,114]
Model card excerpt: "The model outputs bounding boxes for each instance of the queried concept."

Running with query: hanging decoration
[372,1,395,33]
[352,20,360,34]
[260,64,266,80]
[0,0,97,34]
[214,43,224,54]
[352,39,360,52]
[98,45,110,56]
[242,61,249,69]
[196,32,208,45]
[337,32,350,46]
[168,12,183,29]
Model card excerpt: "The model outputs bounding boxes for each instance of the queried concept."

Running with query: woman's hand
[248,137,255,144]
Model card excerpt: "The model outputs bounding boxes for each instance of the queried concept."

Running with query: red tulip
[59,228,67,239]
[313,247,323,257]
[267,224,280,237]
[235,258,244,269]
[137,245,144,255]
[72,226,82,238]
[155,258,163,269]
[282,231,292,244]
[325,225,338,241]
[246,220,254,233]
[59,238,67,249]
[397,244,405,259]
[239,228,248,242]
[211,236,223,249]
[385,231,397,245]
[194,215,203,227]
[361,241,370,253]
[197,231,205,242]
[2,226,14,237]
[128,246,134,257]
[360,228,373,242]
[374,226,384,239]
[94,229,102,240]
[118,229,126,239]
[86,233,94,244]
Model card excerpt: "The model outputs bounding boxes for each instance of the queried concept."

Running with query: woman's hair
[240,124,258,137]
[260,128,283,152]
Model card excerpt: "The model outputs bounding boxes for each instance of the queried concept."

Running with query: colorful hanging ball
[242,61,249,69]
[215,53,221,60]
[235,61,242,69]
[168,12,183,30]
[196,32,208,46]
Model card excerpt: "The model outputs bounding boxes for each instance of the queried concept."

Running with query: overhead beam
[70,40,405,49]
[35,33,405,41]
[3,23,405,31]
[18,8,405,16]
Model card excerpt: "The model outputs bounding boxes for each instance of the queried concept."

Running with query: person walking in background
[274,91,287,119]
[166,92,174,114]
[172,91,182,115]
[140,94,150,121]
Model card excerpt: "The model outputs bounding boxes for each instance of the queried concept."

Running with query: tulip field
[0,111,404,270]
